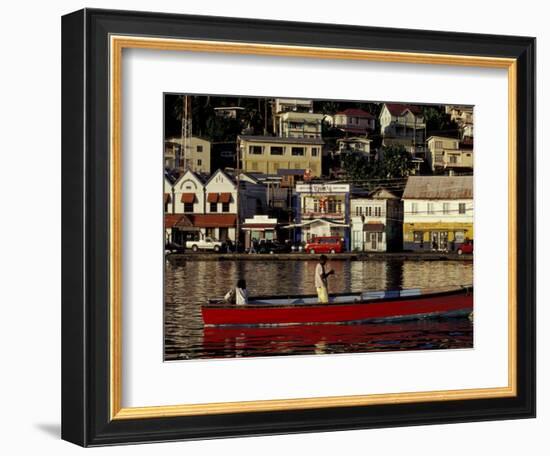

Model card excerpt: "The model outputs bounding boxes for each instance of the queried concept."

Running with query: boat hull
[202,289,473,326]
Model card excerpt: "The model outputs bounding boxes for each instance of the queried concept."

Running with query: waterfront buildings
[426,136,474,174]
[402,176,473,252]
[238,135,324,177]
[166,169,267,245]
[350,188,403,252]
[164,136,211,174]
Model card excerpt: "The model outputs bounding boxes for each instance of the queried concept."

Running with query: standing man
[315,255,334,304]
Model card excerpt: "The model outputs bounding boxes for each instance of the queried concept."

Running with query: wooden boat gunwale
[204,285,473,310]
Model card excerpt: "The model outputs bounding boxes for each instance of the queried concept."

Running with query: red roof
[190,214,237,228]
[385,103,422,116]
[336,108,374,118]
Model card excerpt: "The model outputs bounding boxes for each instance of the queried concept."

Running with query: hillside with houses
[164,96,474,253]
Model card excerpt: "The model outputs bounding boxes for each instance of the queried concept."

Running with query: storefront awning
[191,214,237,228]
[364,223,385,232]
[218,192,232,203]
[164,193,171,204]
[180,193,195,203]
[207,193,219,203]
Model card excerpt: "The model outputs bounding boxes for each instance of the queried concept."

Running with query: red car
[457,239,474,255]
[305,236,344,254]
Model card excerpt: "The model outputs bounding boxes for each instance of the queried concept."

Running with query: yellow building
[402,176,473,252]
[238,135,323,177]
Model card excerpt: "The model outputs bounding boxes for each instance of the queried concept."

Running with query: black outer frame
[61,8,536,447]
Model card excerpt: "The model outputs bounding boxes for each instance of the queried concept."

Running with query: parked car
[164,242,185,254]
[456,239,474,255]
[186,237,224,252]
[305,236,344,254]
[257,240,292,254]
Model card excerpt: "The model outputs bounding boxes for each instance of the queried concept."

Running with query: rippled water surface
[164,259,473,361]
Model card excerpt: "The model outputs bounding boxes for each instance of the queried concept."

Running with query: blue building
[286,182,351,250]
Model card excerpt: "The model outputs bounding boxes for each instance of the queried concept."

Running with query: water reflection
[164,259,473,361]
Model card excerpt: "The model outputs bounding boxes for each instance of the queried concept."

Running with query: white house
[350,188,403,252]
[379,103,426,158]
[336,137,374,160]
[334,108,375,135]
[277,111,325,138]
[171,170,206,215]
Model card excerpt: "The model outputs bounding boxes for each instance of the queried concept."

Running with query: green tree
[341,152,370,182]
[379,145,414,178]
[422,106,460,137]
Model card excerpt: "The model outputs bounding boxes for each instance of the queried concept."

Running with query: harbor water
[164,258,473,361]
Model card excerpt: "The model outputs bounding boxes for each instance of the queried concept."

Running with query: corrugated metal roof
[402,176,473,200]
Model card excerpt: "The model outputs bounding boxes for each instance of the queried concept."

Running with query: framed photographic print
[61,8,536,446]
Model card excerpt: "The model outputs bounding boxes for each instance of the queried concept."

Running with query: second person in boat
[224,279,249,305]
[315,255,334,304]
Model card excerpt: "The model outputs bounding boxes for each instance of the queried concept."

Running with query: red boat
[202,286,473,326]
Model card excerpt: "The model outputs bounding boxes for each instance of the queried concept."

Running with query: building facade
[336,137,374,160]
[350,188,403,252]
[379,103,426,158]
[166,169,267,245]
[290,182,351,249]
[241,215,279,249]
[445,105,474,140]
[238,135,324,177]
[273,98,313,114]
[277,111,325,138]
[334,108,375,135]
[426,136,474,174]
[164,136,211,174]
[402,176,473,252]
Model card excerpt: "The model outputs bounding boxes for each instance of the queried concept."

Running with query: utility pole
[180,95,192,171]
[235,141,241,251]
